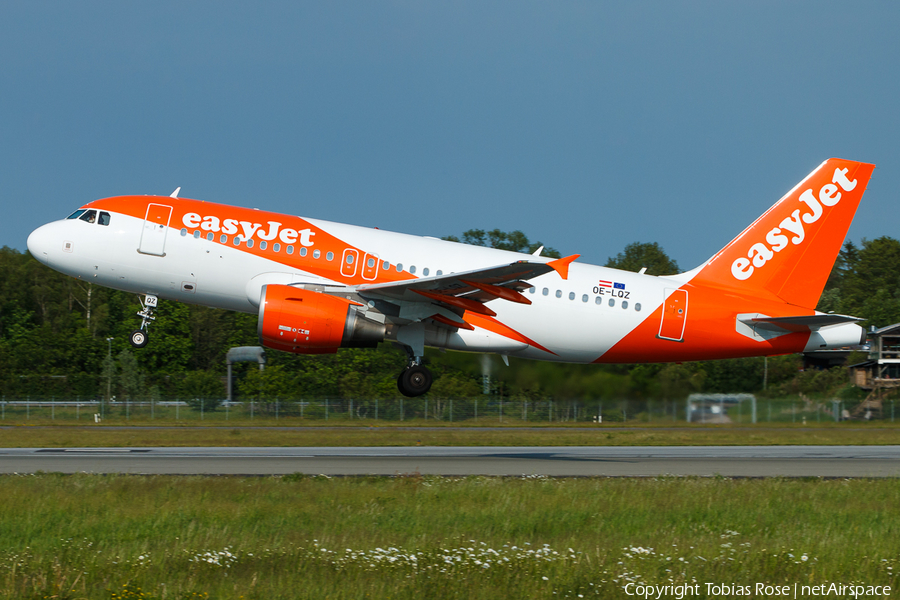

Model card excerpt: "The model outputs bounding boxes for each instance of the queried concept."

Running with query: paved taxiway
[1,446,899,477]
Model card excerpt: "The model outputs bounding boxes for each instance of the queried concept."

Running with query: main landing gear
[397,347,433,397]
[130,294,157,349]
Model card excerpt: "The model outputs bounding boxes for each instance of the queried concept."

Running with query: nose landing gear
[129,295,157,348]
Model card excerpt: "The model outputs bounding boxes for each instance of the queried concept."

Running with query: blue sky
[3,2,898,269]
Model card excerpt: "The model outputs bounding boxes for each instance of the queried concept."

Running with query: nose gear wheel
[130,294,158,348]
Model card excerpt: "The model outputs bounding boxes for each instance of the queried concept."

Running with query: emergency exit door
[658,288,688,341]
[138,203,173,256]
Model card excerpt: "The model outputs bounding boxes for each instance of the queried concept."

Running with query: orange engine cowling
[257,284,385,354]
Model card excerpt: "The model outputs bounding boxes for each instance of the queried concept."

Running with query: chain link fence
[0,395,893,424]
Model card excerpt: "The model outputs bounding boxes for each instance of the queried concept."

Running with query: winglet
[547,254,579,280]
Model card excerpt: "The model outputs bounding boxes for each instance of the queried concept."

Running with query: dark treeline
[2,234,898,408]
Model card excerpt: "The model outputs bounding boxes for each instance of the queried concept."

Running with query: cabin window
[555,290,562,298]
[273,243,281,252]
[622,301,628,309]
[436,270,443,276]
[595,296,602,305]
[396,263,403,272]
[79,210,97,224]
[582,294,588,302]
[383,261,390,270]
[67,209,86,220]
[313,249,321,259]
[193,230,201,239]
[259,241,267,250]
[326,251,334,261]
[542,287,549,296]
[287,246,294,254]
[346,254,354,265]
[635,303,642,312]
[568,292,575,300]
[233,236,242,246]
[529,286,536,294]
[246,239,254,248]
[423,268,430,276]
[181,228,188,236]
[220,234,227,243]
[608,298,615,307]
[367,257,375,268]
[410,265,416,274]
[98,212,111,226]
[206,232,213,241]
[299,247,307,257]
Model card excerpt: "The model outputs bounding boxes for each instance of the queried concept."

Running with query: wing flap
[354,258,575,329]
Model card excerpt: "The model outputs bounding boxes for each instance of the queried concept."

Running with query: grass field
[0,474,897,599]
[1,422,900,448]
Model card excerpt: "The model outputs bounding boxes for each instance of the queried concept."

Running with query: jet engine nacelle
[257,284,385,354]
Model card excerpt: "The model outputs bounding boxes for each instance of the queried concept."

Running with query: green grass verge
[0,474,897,599]
[1,423,900,447]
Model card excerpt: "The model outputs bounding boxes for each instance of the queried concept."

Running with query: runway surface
[1,446,899,477]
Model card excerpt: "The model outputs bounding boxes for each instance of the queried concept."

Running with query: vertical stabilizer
[692,158,874,309]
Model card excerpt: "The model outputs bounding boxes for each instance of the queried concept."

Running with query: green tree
[605,242,679,275]
[832,237,900,326]
[116,348,146,414]
[443,229,561,258]
[180,370,225,412]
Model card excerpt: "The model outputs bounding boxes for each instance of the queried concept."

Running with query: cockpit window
[98,212,111,226]
[78,210,97,224]
[66,209,86,220]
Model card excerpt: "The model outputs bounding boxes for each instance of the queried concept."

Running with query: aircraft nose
[27,223,55,266]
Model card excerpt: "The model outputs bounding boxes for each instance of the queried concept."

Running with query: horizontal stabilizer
[740,313,862,333]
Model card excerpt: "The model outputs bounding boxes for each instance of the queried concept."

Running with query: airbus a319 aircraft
[27,158,874,397]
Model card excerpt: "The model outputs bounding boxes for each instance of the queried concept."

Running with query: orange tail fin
[692,158,875,309]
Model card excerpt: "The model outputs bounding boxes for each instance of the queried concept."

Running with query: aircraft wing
[354,254,578,327]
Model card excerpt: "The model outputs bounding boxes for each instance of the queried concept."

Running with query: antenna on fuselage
[532,246,544,257]
[170,187,181,198]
